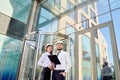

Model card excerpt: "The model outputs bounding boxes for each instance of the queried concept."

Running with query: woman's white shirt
[38,52,51,67]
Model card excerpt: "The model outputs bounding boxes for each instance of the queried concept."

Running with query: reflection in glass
[51,19,58,32]
[48,0,54,5]
[90,3,95,9]
[55,0,61,9]
[40,8,53,20]
[99,27,116,79]
[38,7,58,32]
[66,24,75,80]
[96,0,109,15]
[82,34,92,80]
[0,34,22,80]
[109,0,120,10]
[81,15,89,29]
[66,23,75,35]
[67,1,74,10]
[98,12,111,24]
[95,44,101,80]
[69,34,75,80]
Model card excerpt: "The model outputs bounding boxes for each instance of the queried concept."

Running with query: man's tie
[57,51,60,56]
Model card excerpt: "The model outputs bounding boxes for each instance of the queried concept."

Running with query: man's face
[56,43,63,50]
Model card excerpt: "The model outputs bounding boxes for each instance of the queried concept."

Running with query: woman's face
[46,46,53,53]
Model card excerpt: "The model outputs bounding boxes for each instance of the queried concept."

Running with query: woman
[38,44,54,80]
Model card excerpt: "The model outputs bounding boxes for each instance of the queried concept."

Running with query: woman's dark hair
[45,45,53,54]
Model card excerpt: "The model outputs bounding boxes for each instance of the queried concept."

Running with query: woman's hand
[48,62,55,70]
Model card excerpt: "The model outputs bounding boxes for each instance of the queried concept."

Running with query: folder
[48,55,61,64]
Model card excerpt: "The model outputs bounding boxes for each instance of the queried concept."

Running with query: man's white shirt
[38,52,51,67]
[54,50,72,73]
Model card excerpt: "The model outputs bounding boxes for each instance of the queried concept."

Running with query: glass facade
[0,0,120,80]
[0,34,23,80]
[35,0,120,79]
[0,0,32,80]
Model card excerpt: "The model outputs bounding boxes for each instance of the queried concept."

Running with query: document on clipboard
[48,55,61,64]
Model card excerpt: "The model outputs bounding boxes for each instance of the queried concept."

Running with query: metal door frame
[74,21,120,80]
[33,31,69,80]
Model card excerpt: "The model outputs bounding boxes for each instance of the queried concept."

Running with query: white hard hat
[45,44,53,48]
[56,41,63,45]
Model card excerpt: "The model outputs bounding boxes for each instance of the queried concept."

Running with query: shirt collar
[56,50,63,53]
[46,52,51,55]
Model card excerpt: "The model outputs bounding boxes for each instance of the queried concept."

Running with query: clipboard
[48,55,61,64]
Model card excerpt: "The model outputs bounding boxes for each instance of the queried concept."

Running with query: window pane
[55,0,61,9]
[66,23,75,35]
[110,0,120,10]
[69,34,75,80]
[0,34,23,80]
[0,16,26,40]
[51,19,58,32]
[38,7,56,31]
[0,0,32,23]
[99,27,116,79]
[96,0,109,15]
[97,12,111,24]
[82,34,92,80]
[95,44,101,80]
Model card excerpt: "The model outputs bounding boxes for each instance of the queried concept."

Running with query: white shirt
[38,52,51,67]
[54,50,72,73]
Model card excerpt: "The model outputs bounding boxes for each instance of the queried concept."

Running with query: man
[102,62,112,80]
[52,41,72,80]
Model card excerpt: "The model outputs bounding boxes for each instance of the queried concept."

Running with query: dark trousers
[52,70,65,80]
[103,76,112,80]
[40,67,51,80]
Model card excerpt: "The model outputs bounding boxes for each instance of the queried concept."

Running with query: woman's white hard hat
[45,44,53,48]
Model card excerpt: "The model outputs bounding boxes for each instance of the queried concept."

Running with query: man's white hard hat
[56,41,63,45]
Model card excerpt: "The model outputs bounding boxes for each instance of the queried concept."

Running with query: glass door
[18,31,69,80]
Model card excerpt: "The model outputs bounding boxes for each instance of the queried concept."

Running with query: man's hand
[60,72,67,77]
[48,62,55,70]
